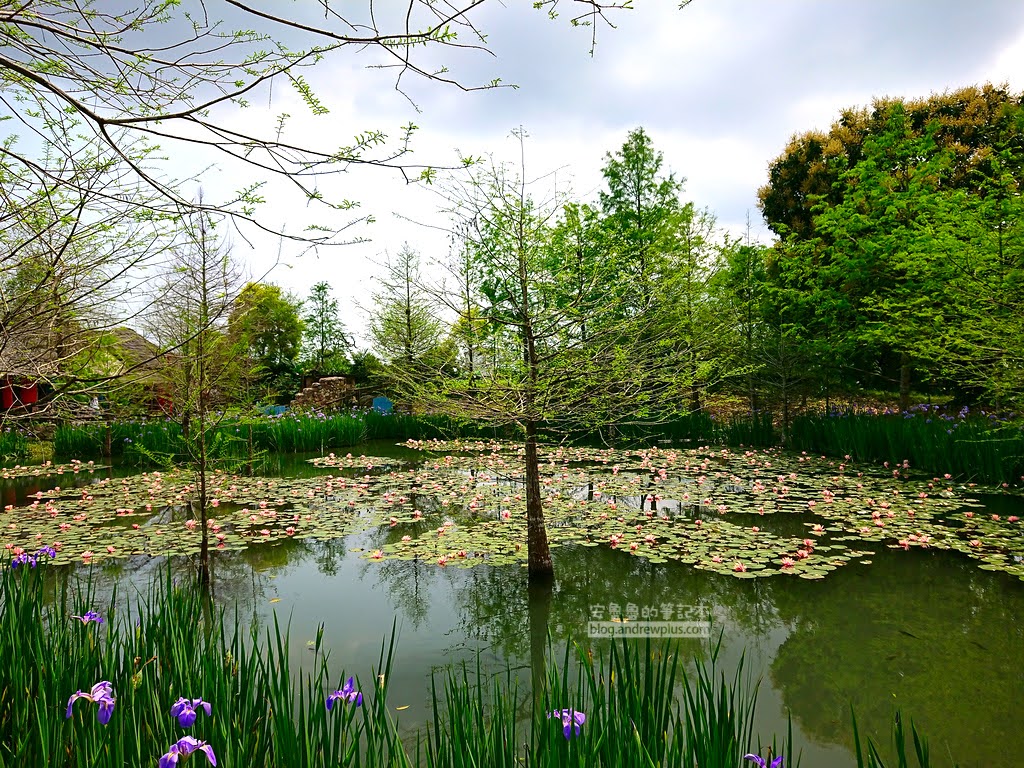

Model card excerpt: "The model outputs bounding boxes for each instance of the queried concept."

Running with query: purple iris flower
[10,545,57,569]
[10,552,35,568]
[66,681,115,725]
[549,708,586,739]
[170,697,212,728]
[71,611,104,625]
[744,754,784,768]
[326,677,362,710]
[159,736,217,768]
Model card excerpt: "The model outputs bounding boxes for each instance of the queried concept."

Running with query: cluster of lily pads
[0,459,103,480]
[1,441,1022,581]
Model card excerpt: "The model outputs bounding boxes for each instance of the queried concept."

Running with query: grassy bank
[35,404,1024,487]
[787,406,1024,485]
[51,411,511,466]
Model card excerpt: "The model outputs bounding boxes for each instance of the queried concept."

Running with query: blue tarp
[372,396,393,414]
[261,405,288,416]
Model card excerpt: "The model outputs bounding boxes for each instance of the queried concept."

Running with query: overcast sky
[186,0,1024,345]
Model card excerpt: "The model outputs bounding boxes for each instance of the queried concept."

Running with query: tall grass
[423,634,792,768]
[0,559,960,767]
[0,428,28,465]
[53,412,514,465]
[0,560,411,768]
[852,709,959,768]
[788,408,1024,484]
[606,412,777,449]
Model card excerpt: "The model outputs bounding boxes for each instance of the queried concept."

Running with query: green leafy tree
[436,225,492,379]
[716,228,771,412]
[145,207,244,585]
[599,127,685,314]
[934,131,1024,407]
[759,88,1024,408]
[368,244,446,382]
[773,106,964,407]
[395,137,691,580]
[228,283,304,402]
[759,83,1024,241]
[301,281,351,375]
[597,127,725,410]
[667,204,725,411]
[545,201,609,342]
[348,350,388,392]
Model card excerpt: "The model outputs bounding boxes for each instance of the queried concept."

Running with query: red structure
[1,376,38,411]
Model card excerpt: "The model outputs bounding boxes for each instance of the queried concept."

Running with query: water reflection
[134,526,1012,768]
[6,444,1022,767]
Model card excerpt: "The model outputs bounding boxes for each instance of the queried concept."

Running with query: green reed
[606,412,777,449]
[852,709,959,768]
[0,428,28,465]
[53,411,513,465]
[425,635,796,768]
[0,561,410,768]
[1,559,961,768]
[788,410,1024,485]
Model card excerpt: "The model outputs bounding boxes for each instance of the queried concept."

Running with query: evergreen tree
[301,281,351,375]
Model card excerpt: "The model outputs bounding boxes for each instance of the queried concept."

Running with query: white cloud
[135,1,1024,348]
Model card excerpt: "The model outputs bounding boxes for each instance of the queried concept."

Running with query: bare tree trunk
[782,385,791,448]
[688,346,701,412]
[525,419,553,580]
[899,353,912,411]
[197,335,211,589]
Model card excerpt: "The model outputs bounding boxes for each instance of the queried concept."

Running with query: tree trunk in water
[899,355,912,412]
[197,444,211,590]
[525,421,553,580]
[197,356,210,590]
[528,577,552,711]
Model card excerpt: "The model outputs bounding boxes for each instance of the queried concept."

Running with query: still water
[4,444,1023,767]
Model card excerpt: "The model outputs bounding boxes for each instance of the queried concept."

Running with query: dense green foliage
[0,429,28,464]
[301,282,351,375]
[757,84,1024,410]
[228,283,305,401]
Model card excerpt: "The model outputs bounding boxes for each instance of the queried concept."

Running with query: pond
[2,440,1023,767]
